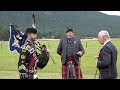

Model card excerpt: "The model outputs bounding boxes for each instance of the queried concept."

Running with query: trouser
[99,74,118,79]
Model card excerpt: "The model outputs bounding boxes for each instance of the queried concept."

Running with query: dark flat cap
[66,28,74,33]
[26,27,37,34]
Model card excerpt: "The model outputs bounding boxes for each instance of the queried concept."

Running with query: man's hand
[46,48,50,53]
[96,61,98,68]
[77,51,82,56]
[93,56,99,68]
[94,56,98,60]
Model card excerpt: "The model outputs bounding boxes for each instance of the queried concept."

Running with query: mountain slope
[0,11,120,40]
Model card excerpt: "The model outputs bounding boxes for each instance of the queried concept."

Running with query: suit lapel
[99,41,110,57]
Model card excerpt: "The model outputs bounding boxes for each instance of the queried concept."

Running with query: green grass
[0,39,120,79]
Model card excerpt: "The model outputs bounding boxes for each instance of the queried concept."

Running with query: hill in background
[0,11,120,40]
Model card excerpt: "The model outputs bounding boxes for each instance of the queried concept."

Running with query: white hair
[99,30,110,39]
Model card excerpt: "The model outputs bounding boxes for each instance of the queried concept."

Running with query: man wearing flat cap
[18,27,39,79]
[57,28,85,79]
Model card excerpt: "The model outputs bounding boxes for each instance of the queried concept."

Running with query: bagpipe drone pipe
[9,24,50,69]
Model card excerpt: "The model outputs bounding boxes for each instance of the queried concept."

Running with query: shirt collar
[103,40,110,46]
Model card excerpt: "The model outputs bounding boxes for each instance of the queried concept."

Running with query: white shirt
[103,40,110,47]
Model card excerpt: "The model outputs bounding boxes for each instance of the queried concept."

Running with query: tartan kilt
[62,57,83,79]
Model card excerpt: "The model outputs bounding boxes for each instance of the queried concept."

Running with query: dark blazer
[97,41,118,79]
[57,37,85,64]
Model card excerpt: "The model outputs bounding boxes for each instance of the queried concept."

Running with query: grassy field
[0,39,120,79]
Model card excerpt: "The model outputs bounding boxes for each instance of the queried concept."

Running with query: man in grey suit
[97,30,118,79]
[57,28,85,79]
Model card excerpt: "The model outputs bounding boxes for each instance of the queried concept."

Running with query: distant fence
[0,43,2,50]
[38,38,120,48]
[0,38,120,51]
[38,38,120,41]
[0,38,120,50]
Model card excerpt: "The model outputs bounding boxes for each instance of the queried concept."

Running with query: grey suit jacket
[97,41,118,79]
[57,37,85,64]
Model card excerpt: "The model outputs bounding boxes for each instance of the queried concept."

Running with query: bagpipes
[9,14,56,69]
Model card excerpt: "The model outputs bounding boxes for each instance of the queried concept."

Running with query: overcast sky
[100,11,120,16]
